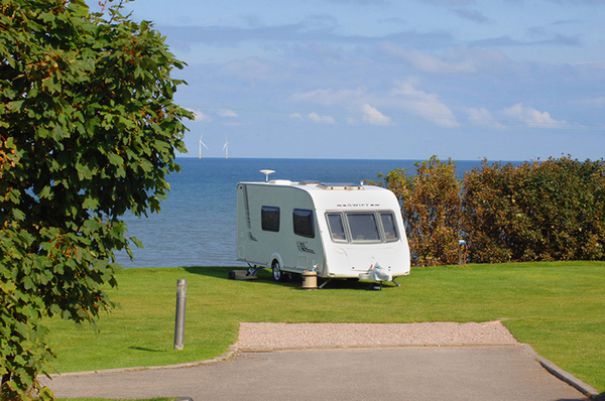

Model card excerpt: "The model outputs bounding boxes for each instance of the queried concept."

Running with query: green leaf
[12,208,25,221]
[130,236,144,248]
[107,152,124,166]
[39,186,53,200]
[8,99,24,112]
[76,162,94,180]
[23,277,34,291]
[82,196,99,210]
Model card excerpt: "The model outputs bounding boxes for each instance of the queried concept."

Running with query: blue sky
[114,0,605,160]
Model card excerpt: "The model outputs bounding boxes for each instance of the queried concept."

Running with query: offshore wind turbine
[198,134,208,159]
[223,139,229,159]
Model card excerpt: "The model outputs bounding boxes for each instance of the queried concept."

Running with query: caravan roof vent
[270,179,293,185]
[318,182,363,190]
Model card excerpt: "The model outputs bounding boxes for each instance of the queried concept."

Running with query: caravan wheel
[272,260,283,282]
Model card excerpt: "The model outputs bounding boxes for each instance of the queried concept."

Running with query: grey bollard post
[174,279,187,350]
[458,239,467,265]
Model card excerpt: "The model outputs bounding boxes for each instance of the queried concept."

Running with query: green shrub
[462,158,605,262]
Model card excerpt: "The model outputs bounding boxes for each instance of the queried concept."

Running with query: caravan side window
[261,206,280,232]
[293,209,314,238]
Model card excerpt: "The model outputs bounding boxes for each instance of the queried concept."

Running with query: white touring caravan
[236,171,411,284]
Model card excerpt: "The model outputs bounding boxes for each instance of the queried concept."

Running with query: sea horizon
[116,157,502,268]
[174,155,525,163]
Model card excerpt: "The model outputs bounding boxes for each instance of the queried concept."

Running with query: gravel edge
[237,321,519,351]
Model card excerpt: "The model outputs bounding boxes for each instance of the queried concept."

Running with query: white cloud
[465,107,504,128]
[307,112,336,124]
[291,82,459,128]
[392,81,460,128]
[290,111,337,124]
[186,108,211,122]
[361,104,391,125]
[291,88,367,106]
[218,108,238,118]
[502,103,567,128]
[382,45,477,73]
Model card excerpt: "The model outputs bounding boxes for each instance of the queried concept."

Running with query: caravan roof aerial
[259,169,275,182]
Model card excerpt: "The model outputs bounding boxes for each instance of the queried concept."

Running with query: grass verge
[46,261,604,391]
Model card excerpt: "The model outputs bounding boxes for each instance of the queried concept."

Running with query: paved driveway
[44,346,587,401]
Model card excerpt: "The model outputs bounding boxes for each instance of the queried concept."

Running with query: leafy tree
[0,0,189,398]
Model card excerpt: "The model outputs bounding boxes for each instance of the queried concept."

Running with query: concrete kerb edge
[45,345,239,378]
[522,344,599,399]
[239,343,523,353]
[537,356,600,400]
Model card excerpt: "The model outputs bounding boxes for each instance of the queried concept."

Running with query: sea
[116,158,483,267]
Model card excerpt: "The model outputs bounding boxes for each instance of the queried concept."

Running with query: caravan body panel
[236,181,410,279]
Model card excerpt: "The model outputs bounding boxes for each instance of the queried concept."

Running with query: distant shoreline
[174,155,524,163]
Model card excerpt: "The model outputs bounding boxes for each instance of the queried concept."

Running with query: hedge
[384,157,605,266]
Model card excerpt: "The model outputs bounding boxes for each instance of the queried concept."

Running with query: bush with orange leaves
[384,156,462,266]
[0,136,18,180]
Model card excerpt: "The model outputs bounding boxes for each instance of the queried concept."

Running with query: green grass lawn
[45,261,605,391]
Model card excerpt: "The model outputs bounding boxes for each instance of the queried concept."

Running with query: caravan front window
[347,213,380,242]
[326,213,346,241]
[380,212,399,242]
